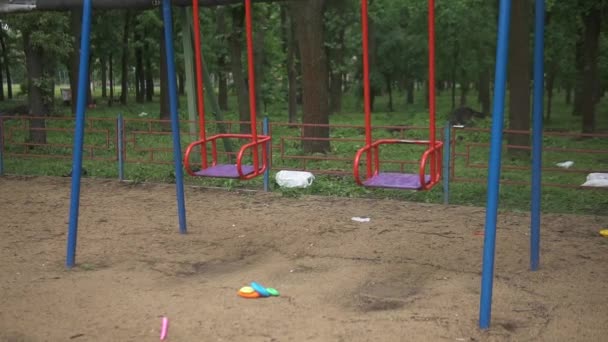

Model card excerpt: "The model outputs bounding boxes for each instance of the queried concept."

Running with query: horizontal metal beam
[0,0,294,13]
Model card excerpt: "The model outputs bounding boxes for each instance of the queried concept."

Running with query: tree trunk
[24,31,51,144]
[254,6,266,114]
[0,52,4,101]
[459,81,468,107]
[229,6,251,133]
[120,11,131,105]
[386,75,393,112]
[69,9,81,114]
[216,7,229,110]
[507,0,531,155]
[406,79,414,105]
[572,27,584,116]
[565,84,571,105]
[478,67,491,115]
[159,21,170,121]
[545,60,557,123]
[450,43,459,110]
[368,12,377,112]
[580,9,601,133]
[281,5,298,123]
[100,55,107,98]
[0,29,12,99]
[135,33,144,103]
[109,53,114,106]
[144,42,154,101]
[178,71,185,96]
[291,0,330,153]
[328,24,345,114]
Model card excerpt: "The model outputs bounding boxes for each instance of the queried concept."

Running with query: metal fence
[1,115,606,194]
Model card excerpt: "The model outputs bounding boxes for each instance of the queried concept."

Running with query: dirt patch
[0,176,607,341]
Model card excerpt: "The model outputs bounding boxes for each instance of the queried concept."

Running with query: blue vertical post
[117,114,125,181]
[479,0,512,329]
[162,0,187,234]
[442,123,451,205]
[263,116,270,192]
[66,0,93,268]
[530,0,545,272]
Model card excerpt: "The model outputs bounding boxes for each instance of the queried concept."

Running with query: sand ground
[0,176,607,342]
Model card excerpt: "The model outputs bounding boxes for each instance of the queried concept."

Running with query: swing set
[183,0,271,180]
[353,0,442,191]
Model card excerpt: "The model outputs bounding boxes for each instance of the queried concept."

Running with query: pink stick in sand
[160,316,169,340]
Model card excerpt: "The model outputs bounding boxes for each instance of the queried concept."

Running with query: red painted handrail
[183,134,271,180]
[353,139,443,190]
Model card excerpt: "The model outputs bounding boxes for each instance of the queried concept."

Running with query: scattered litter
[473,230,484,236]
[160,316,169,341]
[275,170,315,188]
[556,161,574,169]
[138,112,148,117]
[351,216,371,223]
[581,173,608,187]
[599,229,608,237]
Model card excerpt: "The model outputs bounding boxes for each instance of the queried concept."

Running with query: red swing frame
[353,0,442,191]
[184,0,270,180]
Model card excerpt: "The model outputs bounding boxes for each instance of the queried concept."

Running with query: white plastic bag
[581,173,608,187]
[275,170,315,188]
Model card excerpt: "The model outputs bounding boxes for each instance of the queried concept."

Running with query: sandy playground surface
[0,176,607,342]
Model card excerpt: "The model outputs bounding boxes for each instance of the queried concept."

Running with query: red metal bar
[183,134,270,179]
[245,0,260,171]
[354,139,443,189]
[192,0,208,168]
[428,0,436,177]
[361,0,372,177]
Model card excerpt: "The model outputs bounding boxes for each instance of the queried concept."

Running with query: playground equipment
[0,0,547,331]
[353,0,442,191]
[479,0,545,329]
[183,0,270,180]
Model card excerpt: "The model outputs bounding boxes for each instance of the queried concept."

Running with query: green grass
[1,86,607,215]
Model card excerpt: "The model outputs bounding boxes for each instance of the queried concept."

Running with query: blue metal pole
[530,0,545,272]
[479,0,512,329]
[162,0,187,234]
[442,123,451,205]
[117,114,125,181]
[66,0,93,268]
[263,116,270,192]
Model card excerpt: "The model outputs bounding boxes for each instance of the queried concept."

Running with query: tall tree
[579,5,601,133]
[229,6,251,133]
[507,0,531,154]
[68,9,93,114]
[120,11,132,105]
[7,13,70,143]
[159,17,170,121]
[0,25,12,99]
[134,28,145,103]
[291,0,330,153]
[281,5,298,123]
[216,7,229,110]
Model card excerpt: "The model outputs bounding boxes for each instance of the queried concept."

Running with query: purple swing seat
[363,172,431,190]
[194,164,256,178]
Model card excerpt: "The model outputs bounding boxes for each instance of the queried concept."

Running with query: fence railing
[1,115,606,194]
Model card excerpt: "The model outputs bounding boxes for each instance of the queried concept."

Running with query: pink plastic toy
[160,316,169,340]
